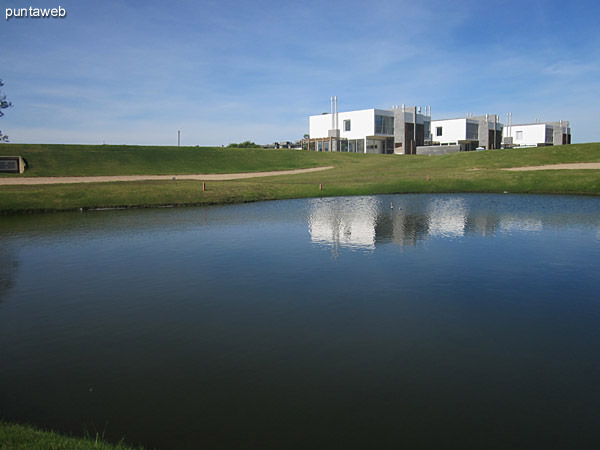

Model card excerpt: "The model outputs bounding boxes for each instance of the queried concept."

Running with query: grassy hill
[1,142,599,214]
[0,144,326,176]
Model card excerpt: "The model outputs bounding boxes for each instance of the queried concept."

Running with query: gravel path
[502,162,600,171]
[0,166,334,185]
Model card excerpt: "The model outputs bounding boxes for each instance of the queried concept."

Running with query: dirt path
[0,166,334,185]
[502,162,600,171]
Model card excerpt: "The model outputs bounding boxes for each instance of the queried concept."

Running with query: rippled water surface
[1,194,599,449]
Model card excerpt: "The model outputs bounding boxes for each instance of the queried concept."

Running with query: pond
[1,194,599,450]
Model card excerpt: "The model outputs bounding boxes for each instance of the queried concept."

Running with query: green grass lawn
[1,142,599,214]
[0,421,147,450]
[0,144,326,176]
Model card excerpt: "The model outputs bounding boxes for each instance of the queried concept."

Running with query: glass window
[344,120,351,131]
[375,115,394,135]
[466,123,478,140]
[367,139,386,154]
[436,127,443,137]
[357,139,364,153]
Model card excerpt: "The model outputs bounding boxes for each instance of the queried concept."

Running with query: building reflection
[464,215,499,237]
[308,197,378,258]
[309,196,470,251]
[374,211,430,247]
[427,197,467,238]
[307,195,595,255]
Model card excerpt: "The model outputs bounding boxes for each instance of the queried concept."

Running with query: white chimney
[335,96,338,130]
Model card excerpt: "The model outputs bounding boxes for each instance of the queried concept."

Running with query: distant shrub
[227,141,261,148]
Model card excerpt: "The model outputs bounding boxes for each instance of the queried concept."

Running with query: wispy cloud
[2,0,600,144]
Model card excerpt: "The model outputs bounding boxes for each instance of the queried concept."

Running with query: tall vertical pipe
[335,96,338,130]
[331,97,334,130]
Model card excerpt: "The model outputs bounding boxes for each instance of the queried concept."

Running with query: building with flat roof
[304,98,430,155]
[504,121,571,147]
[430,114,503,151]
[304,98,572,155]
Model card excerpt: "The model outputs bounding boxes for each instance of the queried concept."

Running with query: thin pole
[178,130,181,147]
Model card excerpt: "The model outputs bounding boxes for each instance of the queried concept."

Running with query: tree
[227,141,261,148]
[0,79,13,143]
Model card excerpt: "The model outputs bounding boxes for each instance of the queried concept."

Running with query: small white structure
[506,121,571,147]
[431,114,502,150]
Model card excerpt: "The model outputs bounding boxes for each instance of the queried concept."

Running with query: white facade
[308,108,395,154]
[309,108,394,141]
[430,115,503,150]
[307,101,570,154]
[508,123,552,147]
[431,118,472,144]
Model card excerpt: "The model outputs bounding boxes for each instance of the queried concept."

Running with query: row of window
[305,139,365,153]
[340,116,394,135]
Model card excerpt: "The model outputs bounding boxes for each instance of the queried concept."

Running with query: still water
[1,194,599,449]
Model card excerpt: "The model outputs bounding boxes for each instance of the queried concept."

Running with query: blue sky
[1,0,599,145]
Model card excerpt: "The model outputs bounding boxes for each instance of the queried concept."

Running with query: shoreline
[2,143,600,215]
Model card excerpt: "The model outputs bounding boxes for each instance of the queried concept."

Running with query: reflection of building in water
[465,214,500,237]
[499,217,543,233]
[308,195,593,253]
[375,212,430,247]
[427,198,467,237]
[310,196,470,250]
[308,197,379,252]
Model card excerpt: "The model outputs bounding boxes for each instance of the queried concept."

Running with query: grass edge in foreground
[0,421,149,450]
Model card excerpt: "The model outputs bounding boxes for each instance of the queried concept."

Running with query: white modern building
[431,115,503,151]
[308,107,396,154]
[305,98,572,155]
[505,121,571,147]
[305,98,431,155]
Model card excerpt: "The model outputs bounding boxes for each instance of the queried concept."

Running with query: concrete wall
[472,115,502,149]
[549,121,571,145]
[476,117,489,148]
[394,108,431,154]
[416,145,462,156]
